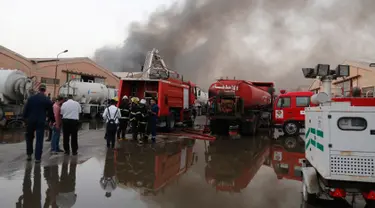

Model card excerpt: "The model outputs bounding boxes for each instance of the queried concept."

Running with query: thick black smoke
[94,0,375,89]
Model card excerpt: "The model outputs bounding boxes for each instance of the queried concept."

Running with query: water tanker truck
[207,79,275,136]
[0,69,36,128]
[59,79,118,118]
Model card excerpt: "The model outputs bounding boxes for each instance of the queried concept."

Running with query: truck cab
[273,91,315,136]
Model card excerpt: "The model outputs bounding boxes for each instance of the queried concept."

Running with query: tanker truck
[207,79,275,136]
[0,69,36,128]
[59,79,118,118]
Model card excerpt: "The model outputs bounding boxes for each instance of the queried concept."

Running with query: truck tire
[365,201,375,208]
[250,116,259,136]
[284,136,298,151]
[302,174,317,204]
[166,113,175,132]
[283,121,300,136]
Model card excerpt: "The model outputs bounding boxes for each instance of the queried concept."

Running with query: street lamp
[53,50,68,98]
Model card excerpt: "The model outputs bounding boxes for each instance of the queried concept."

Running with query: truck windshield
[296,96,310,107]
[277,97,290,108]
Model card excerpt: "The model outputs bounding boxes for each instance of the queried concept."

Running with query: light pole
[53,50,68,98]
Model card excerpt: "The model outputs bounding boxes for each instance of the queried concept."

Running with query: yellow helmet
[131,97,139,103]
[113,97,119,102]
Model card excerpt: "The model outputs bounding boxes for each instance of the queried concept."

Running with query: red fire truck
[116,138,196,195]
[117,49,200,130]
[204,138,270,192]
[273,91,315,135]
[270,135,305,182]
[207,79,275,136]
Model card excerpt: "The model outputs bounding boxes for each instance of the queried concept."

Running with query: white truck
[194,88,208,116]
[59,79,118,118]
[301,64,375,207]
[0,69,36,128]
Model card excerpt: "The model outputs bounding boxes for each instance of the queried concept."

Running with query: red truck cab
[271,136,305,182]
[273,91,315,135]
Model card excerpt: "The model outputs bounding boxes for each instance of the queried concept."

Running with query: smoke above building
[94,0,375,89]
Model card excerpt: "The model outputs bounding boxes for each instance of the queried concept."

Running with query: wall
[0,46,34,76]
[34,59,119,96]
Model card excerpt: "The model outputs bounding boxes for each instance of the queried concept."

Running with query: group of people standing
[103,95,159,147]
[23,84,81,163]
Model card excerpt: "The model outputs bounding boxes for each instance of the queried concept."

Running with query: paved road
[0,117,368,207]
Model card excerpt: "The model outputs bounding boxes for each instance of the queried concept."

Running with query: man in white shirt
[102,99,121,149]
[60,95,82,155]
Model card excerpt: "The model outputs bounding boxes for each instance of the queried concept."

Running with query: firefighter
[129,97,141,142]
[138,99,149,142]
[149,97,159,143]
[117,96,130,140]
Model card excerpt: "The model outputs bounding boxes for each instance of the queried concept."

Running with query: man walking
[117,96,130,140]
[60,95,81,155]
[23,84,54,162]
[102,99,121,149]
[51,96,64,154]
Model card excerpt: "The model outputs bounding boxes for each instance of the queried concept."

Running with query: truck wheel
[166,113,175,132]
[283,121,300,136]
[365,200,375,208]
[284,136,298,151]
[302,175,317,204]
[250,116,259,136]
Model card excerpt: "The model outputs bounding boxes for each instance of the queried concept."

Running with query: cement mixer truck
[0,69,36,128]
[59,79,118,118]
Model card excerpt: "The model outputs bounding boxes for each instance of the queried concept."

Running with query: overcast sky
[0,0,176,58]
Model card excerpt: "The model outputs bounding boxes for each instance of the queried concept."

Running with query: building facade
[0,45,119,97]
[308,61,375,97]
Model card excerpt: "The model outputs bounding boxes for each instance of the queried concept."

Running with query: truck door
[274,96,292,125]
[293,96,310,122]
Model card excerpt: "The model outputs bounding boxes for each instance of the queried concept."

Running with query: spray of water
[94,0,375,90]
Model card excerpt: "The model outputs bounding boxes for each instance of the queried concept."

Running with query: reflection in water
[115,138,197,196]
[0,129,25,144]
[100,150,118,198]
[204,136,270,192]
[270,135,305,182]
[79,119,105,131]
[15,158,78,208]
[16,164,42,208]
[56,157,77,208]
[44,164,59,207]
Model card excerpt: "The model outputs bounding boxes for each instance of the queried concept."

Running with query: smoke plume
[94,0,375,90]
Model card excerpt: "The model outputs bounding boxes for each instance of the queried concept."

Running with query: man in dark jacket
[23,84,54,163]
[149,97,159,143]
[117,96,130,140]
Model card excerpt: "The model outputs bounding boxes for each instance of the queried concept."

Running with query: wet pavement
[0,117,369,207]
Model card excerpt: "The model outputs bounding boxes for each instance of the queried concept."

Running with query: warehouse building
[0,45,119,97]
[309,60,375,97]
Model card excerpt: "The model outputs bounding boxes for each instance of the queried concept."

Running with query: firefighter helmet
[131,97,139,103]
[140,99,146,105]
[122,95,128,100]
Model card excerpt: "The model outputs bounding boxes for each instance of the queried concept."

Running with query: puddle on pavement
[0,131,363,208]
[0,119,104,144]
[79,119,105,131]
